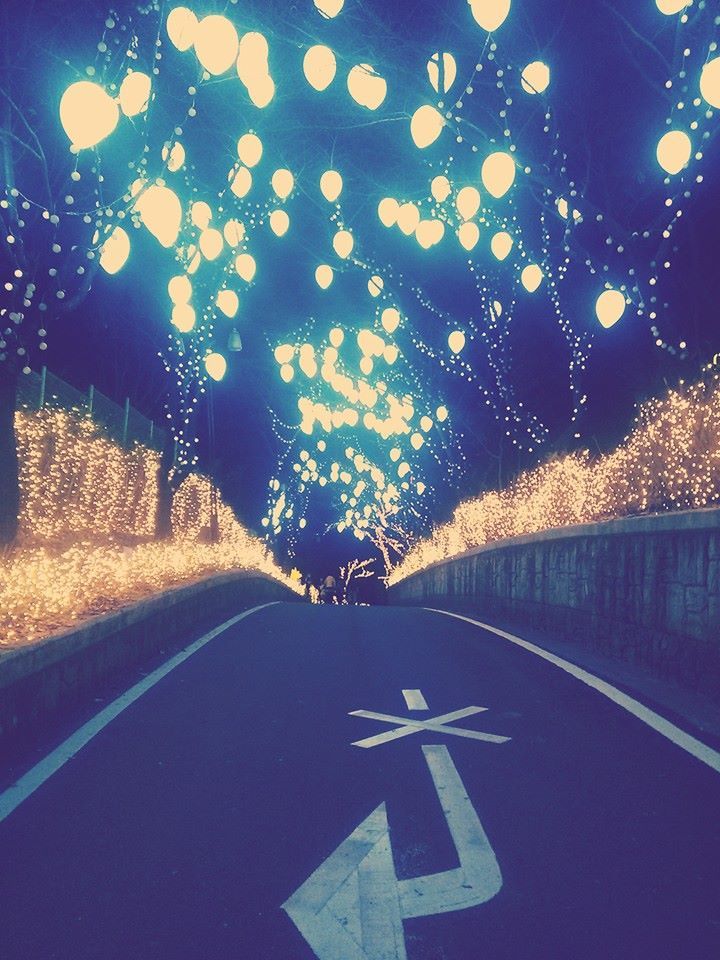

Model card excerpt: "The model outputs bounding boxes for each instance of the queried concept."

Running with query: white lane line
[0,602,279,825]
[426,607,720,776]
[349,705,510,750]
[402,689,429,711]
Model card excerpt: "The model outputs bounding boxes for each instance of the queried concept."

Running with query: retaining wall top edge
[391,506,720,588]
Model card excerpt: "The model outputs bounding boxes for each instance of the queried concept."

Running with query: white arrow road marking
[350,706,510,749]
[402,689,429,710]
[282,745,502,959]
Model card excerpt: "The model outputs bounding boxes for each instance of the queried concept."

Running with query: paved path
[1,602,719,959]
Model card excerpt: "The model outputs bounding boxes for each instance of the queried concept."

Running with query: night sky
[4,0,719,578]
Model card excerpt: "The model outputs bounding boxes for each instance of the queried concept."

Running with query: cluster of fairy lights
[1,0,715,568]
[389,367,720,585]
[1,404,299,646]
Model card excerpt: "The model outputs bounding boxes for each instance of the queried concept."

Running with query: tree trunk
[155,433,175,540]
[0,364,19,544]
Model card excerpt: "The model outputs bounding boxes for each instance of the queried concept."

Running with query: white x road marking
[350,704,511,749]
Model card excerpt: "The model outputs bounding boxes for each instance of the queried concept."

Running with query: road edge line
[0,602,279,824]
[424,606,720,775]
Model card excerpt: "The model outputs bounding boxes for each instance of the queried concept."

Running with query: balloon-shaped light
[166,7,197,51]
[416,220,444,249]
[329,327,344,348]
[469,0,511,32]
[274,344,294,365]
[235,253,257,282]
[171,303,195,333]
[655,0,690,13]
[168,274,192,304]
[347,64,387,110]
[491,230,513,260]
[119,72,151,116]
[410,105,444,149]
[482,151,516,198]
[411,432,424,451]
[436,405,448,422]
[427,52,457,94]
[217,290,239,318]
[59,81,119,149]
[191,200,212,229]
[700,57,720,109]
[205,352,227,382]
[314,0,344,16]
[269,210,290,237]
[368,275,384,297]
[280,364,295,383]
[303,45,336,91]
[199,228,223,261]
[237,133,262,167]
[99,226,130,275]
[320,170,343,202]
[135,184,182,248]
[333,229,354,259]
[431,175,451,202]
[656,130,692,175]
[456,185,481,220]
[162,141,185,172]
[378,197,400,227]
[521,61,550,95]
[448,330,465,354]
[458,221,480,251]
[381,307,401,334]
[223,219,245,246]
[194,15,238,75]
[237,32,269,86]
[595,289,626,329]
[384,344,399,365]
[397,202,420,236]
[521,263,544,293]
[271,168,294,200]
[230,166,252,198]
[316,264,334,289]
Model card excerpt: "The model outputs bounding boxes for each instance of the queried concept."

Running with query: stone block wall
[389,509,720,696]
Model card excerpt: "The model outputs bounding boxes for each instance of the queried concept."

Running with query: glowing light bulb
[280,364,295,383]
[368,275,384,297]
[99,227,130,275]
[237,133,263,167]
[656,130,692,175]
[199,228,223,261]
[448,330,465,354]
[269,210,290,237]
[378,197,400,227]
[491,230,513,260]
[556,197,569,219]
[320,170,343,202]
[427,52,457,94]
[119,72,151,116]
[469,0,511,32]
[248,75,275,109]
[314,0,344,17]
[382,308,401,334]
[230,166,252,198]
[436,405,448,422]
[316,264,334,289]
[168,274,192,304]
[700,57,720,109]
[456,185,481,220]
[194,15,238,75]
[205,352,227,382]
[271,168,294,200]
[171,303,195,332]
[397,202,420,236]
[458,221,480,251]
[333,230,354,259]
[595,289,626,329]
[303,45,336,91]
[191,201,212,229]
[274,344,294,364]
[134,184,182,248]
[217,289,239,318]
[162,141,185,173]
[59,81,119,149]
[347,64,387,110]
[520,61,550,95]
[482,151,516,198]
[235,253,257,282]
[431,175,452,202]
[166,7,197,51]
[223,220,245,246]
[521,263,544,293]
[410,105,445,149]
[330,327,344,347]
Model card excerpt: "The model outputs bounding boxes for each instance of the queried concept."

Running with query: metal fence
[16,366,168,452]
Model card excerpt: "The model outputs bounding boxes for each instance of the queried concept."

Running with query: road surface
[1,602,719,959]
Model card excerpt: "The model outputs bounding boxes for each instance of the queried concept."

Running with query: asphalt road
[1,601,719,960]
